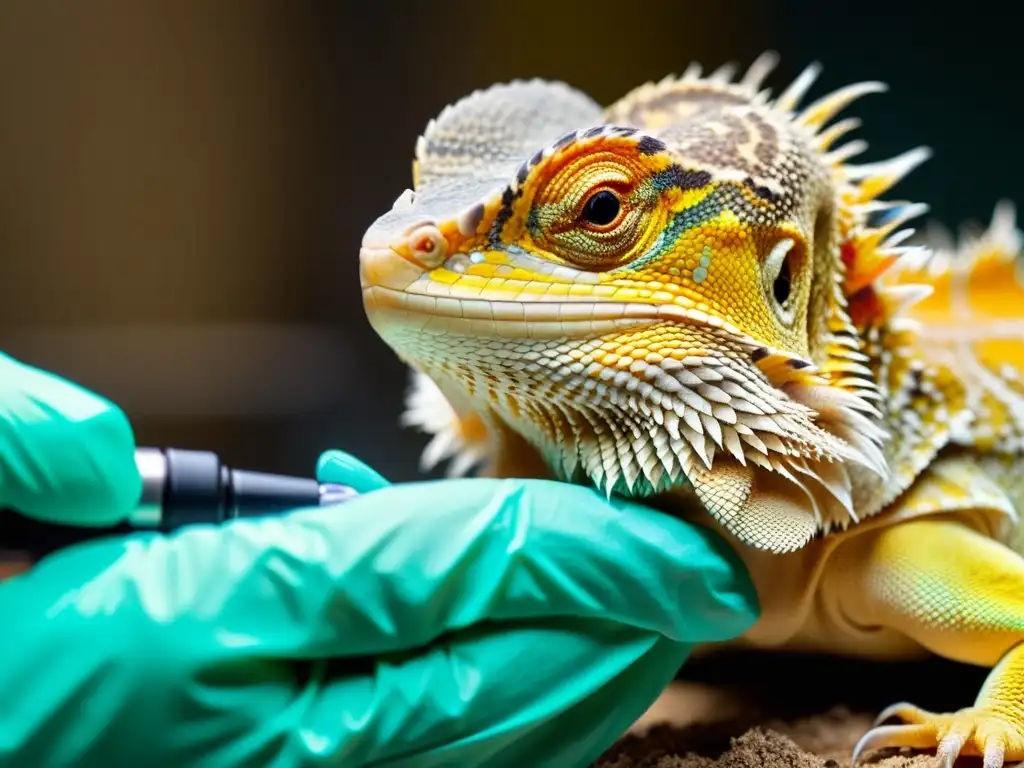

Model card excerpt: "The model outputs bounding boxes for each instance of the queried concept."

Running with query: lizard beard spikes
[526,332,886,554]
[403,319,888,554]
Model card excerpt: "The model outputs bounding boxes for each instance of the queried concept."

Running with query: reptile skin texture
[358,53,1024,766]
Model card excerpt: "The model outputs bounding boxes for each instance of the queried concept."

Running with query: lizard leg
[824,518,1024,767]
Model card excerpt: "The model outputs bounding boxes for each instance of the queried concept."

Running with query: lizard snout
[359,223,449,292]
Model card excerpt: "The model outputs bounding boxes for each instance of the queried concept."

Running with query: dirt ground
[594,651,989,768]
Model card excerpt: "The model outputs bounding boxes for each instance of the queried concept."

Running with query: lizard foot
[852,701,1024,767]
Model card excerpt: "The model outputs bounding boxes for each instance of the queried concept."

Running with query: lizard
[357,51,1024,767]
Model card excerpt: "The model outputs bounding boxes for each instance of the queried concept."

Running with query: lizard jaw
[364,283,767,339]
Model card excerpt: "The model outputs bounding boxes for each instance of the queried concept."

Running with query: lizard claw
[851,723,935,764]
[871,700,918,727]
[852,701,1024,767]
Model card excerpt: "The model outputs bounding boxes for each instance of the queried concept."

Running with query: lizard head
[361,56,931,553]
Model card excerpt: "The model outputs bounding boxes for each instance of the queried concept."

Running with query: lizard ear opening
[772,254,792,305]
[764,237,802,325]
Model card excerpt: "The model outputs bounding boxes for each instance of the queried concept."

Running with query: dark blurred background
[1,1,1020,481]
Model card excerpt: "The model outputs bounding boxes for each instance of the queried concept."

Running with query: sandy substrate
[594,651,989,767]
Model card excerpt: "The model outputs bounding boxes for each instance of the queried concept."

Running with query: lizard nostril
[406,224,448,265]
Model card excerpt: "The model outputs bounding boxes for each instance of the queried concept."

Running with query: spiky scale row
[878,202,1024,460]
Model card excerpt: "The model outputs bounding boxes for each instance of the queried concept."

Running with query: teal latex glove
[0,352,140,526]
[0,354,759,768]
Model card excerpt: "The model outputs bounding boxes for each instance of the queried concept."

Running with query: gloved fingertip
[0,355,142,525]
[316,449,391,492]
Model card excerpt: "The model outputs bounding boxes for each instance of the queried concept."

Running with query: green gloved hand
[0,352,140,526]
[0,353,759,768]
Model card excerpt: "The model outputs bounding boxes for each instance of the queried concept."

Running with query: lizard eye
[579,189,622,229]
[526,151,664,271]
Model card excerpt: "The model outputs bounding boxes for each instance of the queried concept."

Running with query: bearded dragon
[358,52,1024,767]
